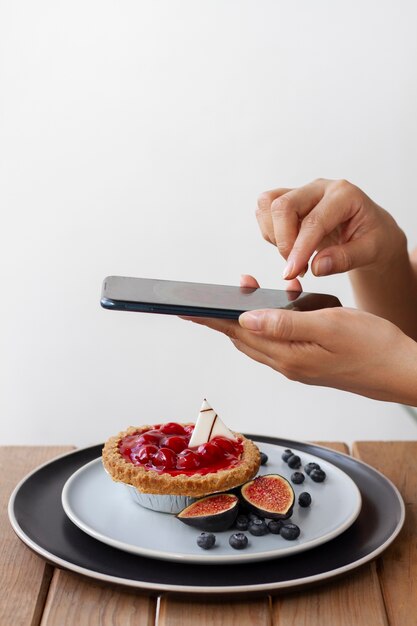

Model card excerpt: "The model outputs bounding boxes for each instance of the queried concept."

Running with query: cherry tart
[102,422,261,497]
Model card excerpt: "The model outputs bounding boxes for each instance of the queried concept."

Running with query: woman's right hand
[256,178,407,280]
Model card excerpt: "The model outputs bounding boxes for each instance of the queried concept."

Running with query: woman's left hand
[185,275,417,405]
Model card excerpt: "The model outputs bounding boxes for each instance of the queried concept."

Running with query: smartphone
[100,276,341,319]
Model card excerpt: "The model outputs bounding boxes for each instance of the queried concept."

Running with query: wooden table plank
[312,442,349,455]
[272,564,388,626]
[40,570,156,626]
[0,446,72,626]
[271,442,389,626]
[353,441,417,626]
[157,596,271,626]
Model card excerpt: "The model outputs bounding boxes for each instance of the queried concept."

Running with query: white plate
[61,442,362,564]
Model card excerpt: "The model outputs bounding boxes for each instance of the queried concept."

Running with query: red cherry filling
[197,441,225,465]
[135,431,163,446]
[152,447,177,470]
[160,422,187,436]
[118,423,243,475]
[131,444,158,464]
[211,436,239,455]
[161,435,188,453]
[176,449,201,470]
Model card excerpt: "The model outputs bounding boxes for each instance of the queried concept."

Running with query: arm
[350,244,417,342]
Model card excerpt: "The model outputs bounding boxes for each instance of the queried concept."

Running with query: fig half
[241,474,294,519]
[176,493,239,531]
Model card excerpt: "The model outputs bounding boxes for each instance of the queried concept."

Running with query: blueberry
[268,519,283,534]
[291,471,305,484]
[235,514,249,530]
[196,532,216,550]
[310,468,326,483]
[281,449,293,462]
[298,492,312,507]
[280,523,300,540]
[260,451,268,465]
[248,518,269,536]
[248,512,263,522]
[229,532,249,549]
[287,454,301,469]
[304,462,321,475]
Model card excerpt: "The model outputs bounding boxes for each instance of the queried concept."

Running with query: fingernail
[239,311,262,330]
[299,264,308,278]
[283,260,295,279]
[315,256,332,276]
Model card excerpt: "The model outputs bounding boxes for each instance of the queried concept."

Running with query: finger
[285,278,303,301]
[284,188,359,279]
[239,273,302,303]
[239,273,302,293]
[230,337,277,370]
[269,181,327,265]
[256,188,292,245]
[298,262,309,278]
[184,312,284,371]
[183,313,282,354]
[270,195,301,260]
[285,278,302,292]
[182,315,240,337]
[239,308,331,342]
[257,187,293,210]
[240,274,260,289]
[311,238,377,276]
[185,310,322,367]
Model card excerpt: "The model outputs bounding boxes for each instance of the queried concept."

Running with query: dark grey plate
[8,436,404,595]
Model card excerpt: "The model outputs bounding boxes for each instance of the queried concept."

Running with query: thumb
[239,308,326,342]
[312,239,374,276]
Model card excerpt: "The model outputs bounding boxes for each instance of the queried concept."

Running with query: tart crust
[102,424,261,497]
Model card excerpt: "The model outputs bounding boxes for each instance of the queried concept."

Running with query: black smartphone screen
[101,276,341,319]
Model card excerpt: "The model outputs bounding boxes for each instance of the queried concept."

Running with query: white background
[1,0,417,446]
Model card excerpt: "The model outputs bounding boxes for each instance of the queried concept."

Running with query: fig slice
[241,474,295,519]
[177,493,239,531]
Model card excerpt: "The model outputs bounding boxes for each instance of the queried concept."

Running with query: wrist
[387,334,417,406]
[354,222,408,278]
[349,223,411,302]
[350,247,417,340]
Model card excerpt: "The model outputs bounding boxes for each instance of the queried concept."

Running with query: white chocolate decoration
[188,399,237,448]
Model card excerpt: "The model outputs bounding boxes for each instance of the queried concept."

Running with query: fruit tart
[102,400,261,513]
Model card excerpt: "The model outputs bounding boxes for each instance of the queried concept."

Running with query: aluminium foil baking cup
[124,485,196,514]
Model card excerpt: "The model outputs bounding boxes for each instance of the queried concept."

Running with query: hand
[186,275,417,405]
[256,178,406,280]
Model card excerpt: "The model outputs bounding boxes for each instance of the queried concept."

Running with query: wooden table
[1,441,416,626]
